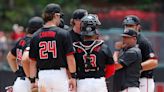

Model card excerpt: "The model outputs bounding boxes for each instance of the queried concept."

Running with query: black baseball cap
[44,3,61,14]
[72,9,88,19]
[121,29,138,37]
[28,16,44,34]
[123,15,140,25]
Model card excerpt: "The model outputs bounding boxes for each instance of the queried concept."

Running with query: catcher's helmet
[123,15,140,25]
[27,16,44,34]
[80,14,101,36]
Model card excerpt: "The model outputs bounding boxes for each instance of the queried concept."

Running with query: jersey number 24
[39,41,57,59]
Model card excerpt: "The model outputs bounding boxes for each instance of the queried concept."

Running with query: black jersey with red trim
[73,40,114,79]
[137,33,157,78]
[11,36,32,77]
[69,29,82,42]
[29,26,74,70]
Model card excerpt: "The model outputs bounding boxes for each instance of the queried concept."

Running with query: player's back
[30,26,74,70]
[73,40,114,79]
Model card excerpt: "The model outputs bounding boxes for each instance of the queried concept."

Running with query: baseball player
[73,14,114,92]
[122,15,158,92]
[6,16,44,92]
[114,29,142,92]
[69,9,88,42]
[28,3,76,92]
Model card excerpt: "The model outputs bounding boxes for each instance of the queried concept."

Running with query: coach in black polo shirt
[114,29,142,92]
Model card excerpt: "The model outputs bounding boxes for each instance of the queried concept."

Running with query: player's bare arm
[22,51,30,77]
[67,54,76,73]
[141,58,158,71]
[113,42,124,70]
[7,51,17,72]
[66,54,77,91]
[113,41,126,62]
[113,51,120,62]
[29,58,37,88]
[114,62,123,70]
[30,59,37,78]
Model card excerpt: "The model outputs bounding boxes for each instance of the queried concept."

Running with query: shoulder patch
[149,53,155,58]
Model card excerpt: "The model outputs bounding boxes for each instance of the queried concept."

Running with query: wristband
[71,72,77,79]
[29,77,36,83]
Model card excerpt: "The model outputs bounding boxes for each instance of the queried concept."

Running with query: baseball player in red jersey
[73,14,115,92]
[28,3,76,92]
[6,16,44,92]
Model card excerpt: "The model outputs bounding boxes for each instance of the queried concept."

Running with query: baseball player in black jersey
[73,14,114,92]
[69,9,88,42]
[28,3,76,92]
[113,15,158,92]
[114,29,142,92]
[6,16,44,92]
[122,15,158,92]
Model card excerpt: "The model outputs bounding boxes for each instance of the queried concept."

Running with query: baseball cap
[44,3,61,14]
[72,9,88,19]
[121,29,138,37]
[28,16,44,34]
[123,15,140,25]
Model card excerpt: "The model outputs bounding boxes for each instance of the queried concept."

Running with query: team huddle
[6,3,158,92]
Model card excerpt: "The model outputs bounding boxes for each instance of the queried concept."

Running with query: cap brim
[121,34,133,37]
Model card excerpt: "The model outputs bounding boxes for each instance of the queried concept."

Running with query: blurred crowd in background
[0,23,26,70]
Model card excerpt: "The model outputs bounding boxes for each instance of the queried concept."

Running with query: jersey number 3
[39,41,57,59]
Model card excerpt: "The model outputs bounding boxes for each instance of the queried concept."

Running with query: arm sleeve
[63,32,74,56]
[119,50,138,67]
[105,64,115,78]
[104,45,115,78]
[11,46,17,57]
[11,41,20,57]
[141,41,157,60]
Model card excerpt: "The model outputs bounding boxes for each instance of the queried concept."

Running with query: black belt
[140,76,153,78]
[140,75,153,78]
